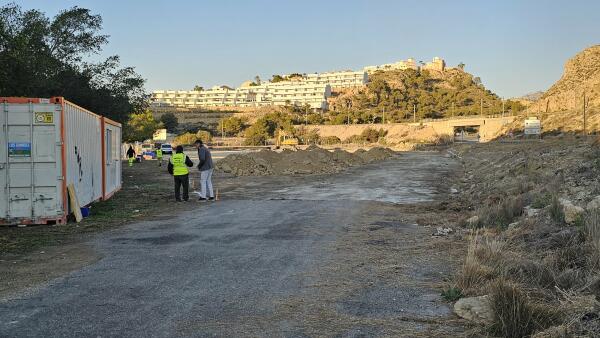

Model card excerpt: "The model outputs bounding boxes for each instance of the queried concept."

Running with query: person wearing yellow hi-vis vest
[156,147,163,166]
[126,145,136,167]
[167,145,193,202]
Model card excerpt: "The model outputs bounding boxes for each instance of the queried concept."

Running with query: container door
[4,103,62,221]
[0,105,7,219]
[105,128,114,194]
[114,127,121,188]
[6,112,34,219]
[31,113,61,218]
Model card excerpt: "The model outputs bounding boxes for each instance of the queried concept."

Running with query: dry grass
[584,209,600,269]
[451,139,600,337]
[549,194,565,224]
[455,233,493,293]
[455,233,506,294]
[489,280,560,338]
[475,196,524,229]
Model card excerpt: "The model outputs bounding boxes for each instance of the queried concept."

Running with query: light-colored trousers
[200,169,214,198]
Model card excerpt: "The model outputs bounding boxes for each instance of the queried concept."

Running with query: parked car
[160,143,173,155]
[141,143,155,159]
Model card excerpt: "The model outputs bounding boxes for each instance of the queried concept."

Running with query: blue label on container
[8,142,31,157]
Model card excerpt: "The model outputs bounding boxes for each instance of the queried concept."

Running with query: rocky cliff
[536,45,600,112]
[526,45,600,132]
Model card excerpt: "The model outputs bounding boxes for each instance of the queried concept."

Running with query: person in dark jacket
[168,145,193,202]
[126,146,136,167]
[194,139,214,201]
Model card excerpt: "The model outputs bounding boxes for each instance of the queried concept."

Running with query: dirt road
[0,152,466,337]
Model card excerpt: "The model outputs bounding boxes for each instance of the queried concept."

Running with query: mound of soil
[216,147,396,176]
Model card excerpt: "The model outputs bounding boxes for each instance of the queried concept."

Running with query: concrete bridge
[302,116,516,143]
[417,116,515,142]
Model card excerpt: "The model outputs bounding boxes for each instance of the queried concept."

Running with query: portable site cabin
[0,97,122,225]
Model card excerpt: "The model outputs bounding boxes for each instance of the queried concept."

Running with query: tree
[193,85,204,91]
[123,110,161,142]
[0,3,146,123]
[173,132,197,146]
[218,116,245,136]
[195,130,212,143]
[160,112,178,131]
[271,75,284,83]
[244,121,269,145]
[367,78,391,105]
[254,75,261,85]
[458,62,465,70]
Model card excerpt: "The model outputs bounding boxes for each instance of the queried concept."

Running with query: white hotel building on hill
[151,70,367,111]
[152,82,332,110]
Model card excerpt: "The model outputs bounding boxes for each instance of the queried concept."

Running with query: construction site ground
[0,150,470,337]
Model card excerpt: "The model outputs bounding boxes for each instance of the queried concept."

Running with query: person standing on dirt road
[156,147,163,167]
[194,139,214,201]
[168,145,193,202]
[126,145,136,167]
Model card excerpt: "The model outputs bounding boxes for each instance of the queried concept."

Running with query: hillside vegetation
[326,68,525,124]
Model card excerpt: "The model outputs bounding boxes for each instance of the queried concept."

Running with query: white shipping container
[0,97,122,225]
[103,119,122,198]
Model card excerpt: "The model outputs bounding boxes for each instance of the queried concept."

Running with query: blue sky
[11,0,600,97]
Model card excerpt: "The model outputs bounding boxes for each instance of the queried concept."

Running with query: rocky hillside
[538,45,600,112]
[524,45,600,133]
[328,67,525,123]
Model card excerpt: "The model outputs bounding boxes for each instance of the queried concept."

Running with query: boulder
[454,295,493,324]
[524,206,541,217]
[587,196,600,210]
[466,216,480,226]
[560,198,585,225]
[432,227,453,236]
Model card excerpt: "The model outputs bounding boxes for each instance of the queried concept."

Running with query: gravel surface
[0,151,466,337]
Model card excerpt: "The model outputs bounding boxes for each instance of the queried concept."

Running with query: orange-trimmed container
[0,97,122,225]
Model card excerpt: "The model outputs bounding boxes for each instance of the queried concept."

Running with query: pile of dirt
[216,146,396,176]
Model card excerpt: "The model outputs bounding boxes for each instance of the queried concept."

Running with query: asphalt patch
[114,233,198,245]
[336,285,451,319]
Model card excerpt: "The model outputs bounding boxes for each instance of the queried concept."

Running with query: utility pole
[413,104,416,123]
[583,91,587,138]
[382,107,385,124]
[221,121,224,145]
[305,106,308,126]
[502,99,505,118]
[452,102,455,118]
[480,97,483,117]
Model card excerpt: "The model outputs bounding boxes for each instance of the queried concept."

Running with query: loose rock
[587,196,600,210]
[560,198,585,225]
[454,295,493,324]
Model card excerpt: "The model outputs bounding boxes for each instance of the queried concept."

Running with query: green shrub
[531,193,551,209]
[195,130,212,143]
[361,127,387,143]
[344,134,366,144]
[321,136,341,145]
[173,132,197,146]
[441,287,463,302]
[244,122,269,145]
